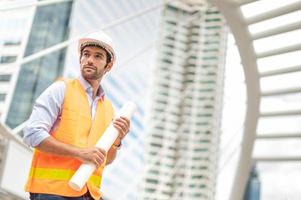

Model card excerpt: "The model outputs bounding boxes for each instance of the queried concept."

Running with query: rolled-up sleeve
[23,81,65,147]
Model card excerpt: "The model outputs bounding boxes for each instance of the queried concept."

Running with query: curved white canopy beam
[211,1,260,200]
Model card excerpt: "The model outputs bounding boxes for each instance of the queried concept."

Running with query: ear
[104,62,113,73]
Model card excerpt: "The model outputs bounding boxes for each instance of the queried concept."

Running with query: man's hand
[105,116,130,165]
[36,137,107,168]
[76,147,106,167]
[113,116,130,142]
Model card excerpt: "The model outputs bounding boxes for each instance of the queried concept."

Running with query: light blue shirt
[23,75,105,147]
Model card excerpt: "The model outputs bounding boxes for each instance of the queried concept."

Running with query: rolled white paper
[69,101,137,191]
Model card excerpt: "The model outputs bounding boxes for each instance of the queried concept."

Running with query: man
[23,31,130,200]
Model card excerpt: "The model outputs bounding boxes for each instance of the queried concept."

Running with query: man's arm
[37,137,106,167]
[106,137,121,165]
[105,117,130,165]
[23,81,106,167]
[23,81,65,147]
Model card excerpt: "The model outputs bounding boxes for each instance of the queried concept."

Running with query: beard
[81,65,103,80]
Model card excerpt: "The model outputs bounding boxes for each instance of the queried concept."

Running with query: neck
[86,79,101,99]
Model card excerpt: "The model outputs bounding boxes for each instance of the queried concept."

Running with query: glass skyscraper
[5,1,72,129]
[0,0,34,119]
[244,165,261,200]
[140,1,228,199]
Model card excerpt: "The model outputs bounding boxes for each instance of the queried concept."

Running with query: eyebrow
[95,52,105,56]
[82,50,105,56]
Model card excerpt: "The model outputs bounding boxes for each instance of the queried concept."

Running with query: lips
[84,65,96,70]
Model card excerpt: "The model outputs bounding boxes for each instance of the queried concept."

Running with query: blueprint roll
[69,102,137,191]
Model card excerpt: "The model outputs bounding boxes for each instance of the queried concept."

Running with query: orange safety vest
[25,79,114,200]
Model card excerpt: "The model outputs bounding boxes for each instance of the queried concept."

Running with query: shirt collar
[78,74,105,99]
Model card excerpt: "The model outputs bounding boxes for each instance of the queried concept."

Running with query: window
[0,75,11,82]
[4,41,21,46]
[0,56,17,64]
[0,93,6,101]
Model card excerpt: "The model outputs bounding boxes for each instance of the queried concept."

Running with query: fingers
[113,117,130,139]
[94,148,106,167]
[113,121,127,135]
[78,147,106,167]
[120,116,130,124]
[98,147,106,155]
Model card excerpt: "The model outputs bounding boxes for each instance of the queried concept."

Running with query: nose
[87,56,94,65]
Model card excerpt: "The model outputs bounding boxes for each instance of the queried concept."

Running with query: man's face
[80,46,111,80]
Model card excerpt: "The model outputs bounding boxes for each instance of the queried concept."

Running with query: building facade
[5,1,73,129]
[244,165,261,200]
[140,1,228,199]
[0,0,35,120]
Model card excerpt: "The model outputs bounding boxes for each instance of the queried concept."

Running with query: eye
[95,54,104,59]
[83,52,89,57]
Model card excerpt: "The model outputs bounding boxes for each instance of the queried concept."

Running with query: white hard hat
[78,31,116,63]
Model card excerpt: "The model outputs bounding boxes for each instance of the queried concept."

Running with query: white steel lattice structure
[212,0,301,199]
[140,1,228,199]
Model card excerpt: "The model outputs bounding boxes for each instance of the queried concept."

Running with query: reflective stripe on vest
[29,168,101,186]
[25,79,114,199]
